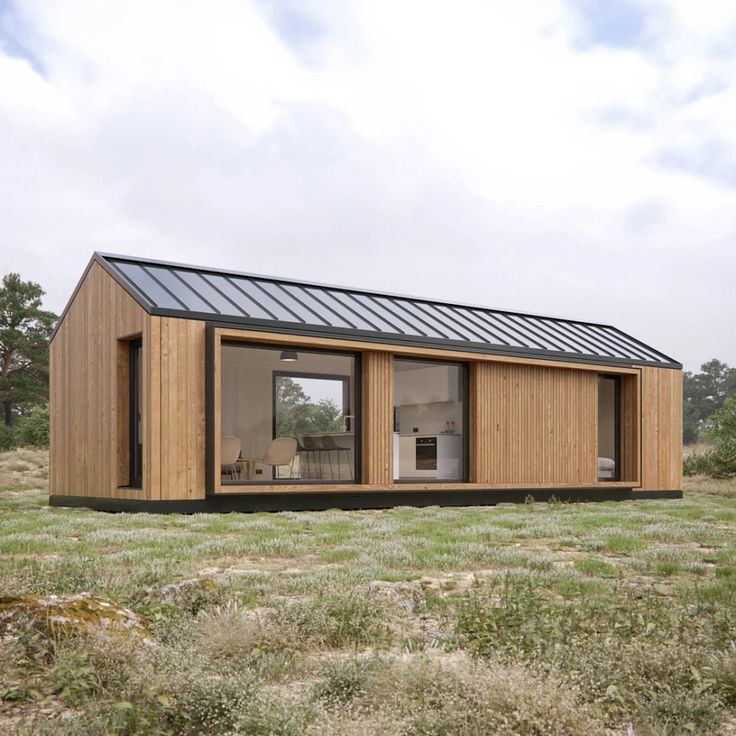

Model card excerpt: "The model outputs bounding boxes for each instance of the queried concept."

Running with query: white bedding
[598,456,615,479]
[598,457,616,471]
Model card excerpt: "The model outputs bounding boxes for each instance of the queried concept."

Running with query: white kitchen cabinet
[397,434,463,480]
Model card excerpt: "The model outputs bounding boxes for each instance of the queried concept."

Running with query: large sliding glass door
[220,343,359,484]
[393,358,468,481]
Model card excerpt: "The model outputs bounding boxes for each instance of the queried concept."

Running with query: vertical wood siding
[641,367,683,491]
[472,362,598,485]
[361,351,393,484]
[50,263,147,498]
[50,267,207,500]
[152,317,206,500]
[620,373,641,483]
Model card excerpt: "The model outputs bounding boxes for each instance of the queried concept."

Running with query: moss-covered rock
[0,593,151,642]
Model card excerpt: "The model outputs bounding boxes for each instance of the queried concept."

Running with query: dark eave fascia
[203,315,682,369]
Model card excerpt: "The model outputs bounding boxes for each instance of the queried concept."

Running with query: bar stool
[320,435,352,480]
[301,436,323,479]
[294,437,311,479]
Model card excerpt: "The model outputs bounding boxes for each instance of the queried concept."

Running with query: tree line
[683,359,736,444]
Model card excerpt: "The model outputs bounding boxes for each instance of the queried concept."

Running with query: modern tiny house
[49,253,683,512]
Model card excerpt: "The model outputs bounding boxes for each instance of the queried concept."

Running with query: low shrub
[686,398,736,478]
[683,451,713,476]
[314,656,378,706]
[0,421,18,451]
[266,589,394,650]
[709,643,736,707]
[455,575,731,731]
[355,657,603,736]
[0,405,50,451]
[169,672,257,734]
[684,445,736,479]
[194,601,261,660]
[15,405,50,448]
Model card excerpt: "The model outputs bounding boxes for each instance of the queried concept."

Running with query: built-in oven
[415,437,437,471]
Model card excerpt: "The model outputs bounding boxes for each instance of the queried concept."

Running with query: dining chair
[221,435,242,480]
[244,437,298,479]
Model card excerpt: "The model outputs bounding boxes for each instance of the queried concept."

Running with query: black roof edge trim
[197,314,683,369]
[606,325,679,366]
[94,251,621,330]
[94,253,158,313]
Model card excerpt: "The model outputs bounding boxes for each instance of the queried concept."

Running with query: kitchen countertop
[399,433,462,437]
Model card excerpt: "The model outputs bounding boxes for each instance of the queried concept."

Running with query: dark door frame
[129,338,143,488]
[598,374,621,482]
[393,356,470,483]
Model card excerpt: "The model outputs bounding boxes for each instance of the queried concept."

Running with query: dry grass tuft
[194,601,262,660]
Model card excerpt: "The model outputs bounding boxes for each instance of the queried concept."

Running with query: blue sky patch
[0,1,44,75]
[255,0,325,63]
[569,0,649,49]
[655,138,736,188]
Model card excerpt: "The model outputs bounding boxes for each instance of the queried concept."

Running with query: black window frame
[212,338,362,488]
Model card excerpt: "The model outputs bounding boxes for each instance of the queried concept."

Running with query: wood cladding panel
[153,317,206,501]
[51,267,207,501]
[641,367,682,491]
[361,351,393,485]
[50,263,146,498]
[473,362,597,485]
[620,373,640,483]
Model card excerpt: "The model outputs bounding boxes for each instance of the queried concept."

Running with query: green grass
[1,449,735,734]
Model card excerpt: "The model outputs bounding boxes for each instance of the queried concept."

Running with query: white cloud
[0,0,735,370]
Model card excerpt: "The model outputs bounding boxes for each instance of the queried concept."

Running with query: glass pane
[598,376,619,481]
[145,266,215,313]
[393,359,466,481]
[221,344,356,483]
[114,262,183,310]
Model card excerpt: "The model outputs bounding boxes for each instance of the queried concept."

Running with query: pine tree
[0,273,57,426]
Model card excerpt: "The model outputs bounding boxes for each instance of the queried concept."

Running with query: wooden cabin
[49,253,683,512]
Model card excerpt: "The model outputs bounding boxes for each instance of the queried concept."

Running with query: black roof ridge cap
[94,251,617,330]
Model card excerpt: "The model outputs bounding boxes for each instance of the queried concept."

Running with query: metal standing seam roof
[62,252,680,369]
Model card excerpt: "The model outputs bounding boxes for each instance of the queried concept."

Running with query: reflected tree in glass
[275,376,342,438]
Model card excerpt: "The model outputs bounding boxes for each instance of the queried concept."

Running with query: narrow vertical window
[598,375,620,481]
[129,338,143,487]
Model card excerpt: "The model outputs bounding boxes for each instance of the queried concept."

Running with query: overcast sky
[1,0,735,371]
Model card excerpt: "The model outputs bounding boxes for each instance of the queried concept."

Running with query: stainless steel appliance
[415,436,437,471]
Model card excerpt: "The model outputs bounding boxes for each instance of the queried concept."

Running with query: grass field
[1,448,735,735]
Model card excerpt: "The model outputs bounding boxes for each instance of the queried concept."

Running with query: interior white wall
[598,377,616,461]
[394,361,463,436]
